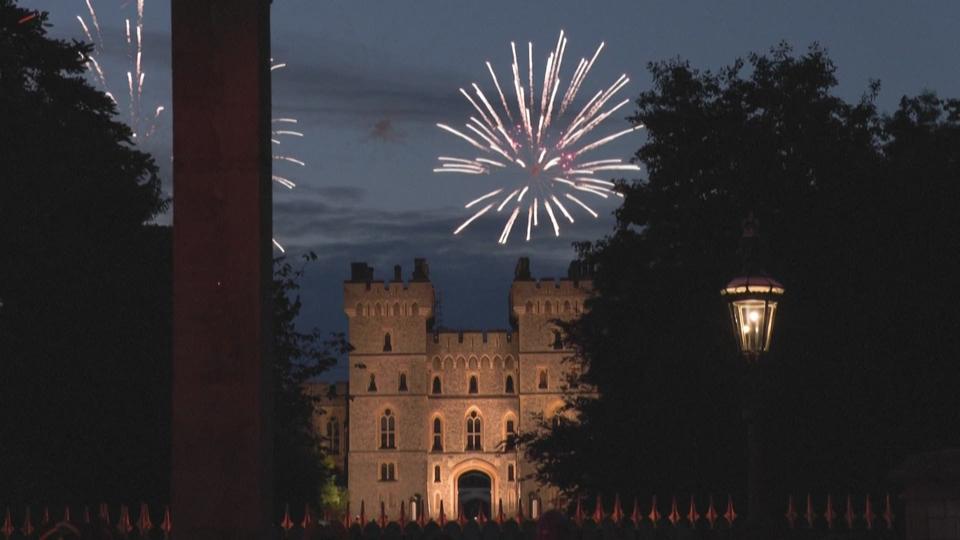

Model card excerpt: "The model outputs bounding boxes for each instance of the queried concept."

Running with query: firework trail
[76,3,305,252]
[435,31,643,243]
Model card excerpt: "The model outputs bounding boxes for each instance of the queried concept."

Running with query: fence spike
[137,502,153,533]
[648,495,660,527]
[514,498,523,523]
[303,503,314,530]
[883,493,895,530]
[496,499,504,525]
[160,505,173,539]
[723,495,737,526]
[824,494,836,529]
[280,504,294,532]
[575,497,585,527]
[705,495,718,529]
[457,501,466,527]
[381,501,389,529]
[844,494,856,529]
[2,508,14,540]
[62,505,72,524]
[592,494,604,523]
[83,505,91,525]
[439,500,446,526]
[118,504,133,535]
[399,501,406,528]
[41,506,50,528]
[418,500,426,527]
[668,496,680,526]
[785,495,798,528]
[864,495,875,530]
[611,494,623,524]
[21,506,34,538]
[360,500,367,525]
[687,495,700,527]
[344,502,351,529]
[99,502,110,525]
[804,493,816,528]
[477,503,488,525]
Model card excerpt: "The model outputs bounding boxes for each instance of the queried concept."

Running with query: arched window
[545,301,553,314]
[393,302,400,316]
[552,330,563,350]
[380,409,396,449]
[327,417,340,454]
[468,376,478,394]
[432,376,442,394]
[434,465,441,483]
[398,373,408,392]
[504,375,515,394]
[508,464,515,482]
[432,418,443,452]
[383,333,392,352]
[538,370,548,389]
[505,419,516,451]
[466,411,482,451]
[368,374,378,392]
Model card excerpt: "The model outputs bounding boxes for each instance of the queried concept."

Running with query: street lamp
[721,214,784,537]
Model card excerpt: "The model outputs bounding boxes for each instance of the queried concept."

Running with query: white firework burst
[435,30,644,244]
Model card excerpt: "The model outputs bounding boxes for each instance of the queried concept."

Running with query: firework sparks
[435,31,643,243]
[76,0,160,140]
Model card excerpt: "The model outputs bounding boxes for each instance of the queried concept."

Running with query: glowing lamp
[721,275,784,359]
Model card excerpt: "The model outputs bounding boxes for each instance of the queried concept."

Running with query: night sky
[26,0,960,378]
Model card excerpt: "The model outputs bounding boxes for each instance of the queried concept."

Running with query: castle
[310,257,592,520]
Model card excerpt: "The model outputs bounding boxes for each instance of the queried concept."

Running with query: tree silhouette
[523,43,960,500]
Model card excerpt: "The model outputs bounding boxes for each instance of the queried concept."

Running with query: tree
[523,43,960,501]
[272,253,349,512]
[1,1,169,503]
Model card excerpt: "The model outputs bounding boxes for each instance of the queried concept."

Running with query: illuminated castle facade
[310,257,591,519]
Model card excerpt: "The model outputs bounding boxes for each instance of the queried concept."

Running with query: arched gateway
[457,471,492,519]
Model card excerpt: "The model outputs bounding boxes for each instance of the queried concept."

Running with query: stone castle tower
[316,257,592,519]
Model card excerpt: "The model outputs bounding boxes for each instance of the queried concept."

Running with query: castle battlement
[427,330,517,355]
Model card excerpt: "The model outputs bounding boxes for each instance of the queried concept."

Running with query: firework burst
[435,31,643,243]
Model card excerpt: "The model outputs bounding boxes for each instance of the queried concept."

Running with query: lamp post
[720,215,784,537]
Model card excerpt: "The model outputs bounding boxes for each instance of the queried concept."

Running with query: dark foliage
[522,43,960,500]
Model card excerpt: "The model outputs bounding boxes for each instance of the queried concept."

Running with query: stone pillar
[171,2,273,538]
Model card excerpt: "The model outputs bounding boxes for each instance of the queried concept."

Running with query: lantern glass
[722,277,783,359]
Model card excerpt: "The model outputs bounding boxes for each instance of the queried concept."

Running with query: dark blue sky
[27,0,960,378]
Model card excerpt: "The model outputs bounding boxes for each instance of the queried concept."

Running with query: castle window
[379,462,396,481]
[326,417,341,454]
[505,419,516,451]
[504,375,515,394]
[434,465,441,483]
[368,374,378,392]
[552,330,563,350]
[393,302,400,316]
[432,418,443,452]
[380,409,396,449]
[383,333,392,352]
[466,411,482,451]
[398,373,407,392]
[538,370,548,389]
[508,464,515,482]
[468,376,478,394]
[545,301,553,314]
[432,376,442,394]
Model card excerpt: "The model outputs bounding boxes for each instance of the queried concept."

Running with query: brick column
[171,2,273,538]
